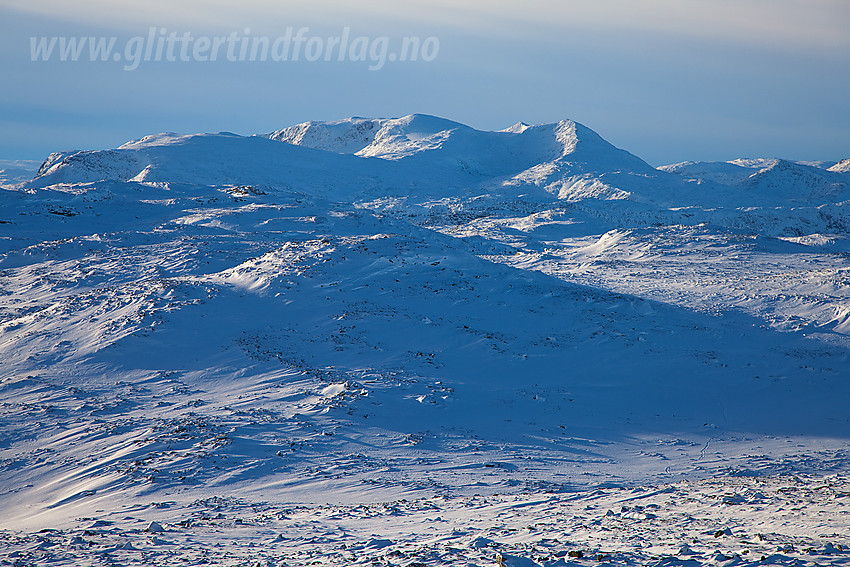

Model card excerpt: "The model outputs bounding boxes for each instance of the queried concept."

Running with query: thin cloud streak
[2,0,848,51]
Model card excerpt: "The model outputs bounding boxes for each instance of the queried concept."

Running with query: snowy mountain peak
[264,114,643,166]
[545,119,657,177]
[550,119,616,158]
[829,158,850,173]
[729,157,779,170]
[499,121,531,134]
[27,115,667,204]
[264,114,471,158]
[743,158,848,200]
[265,117,385,154]
[661,156,850,202]
[356,114,472,159]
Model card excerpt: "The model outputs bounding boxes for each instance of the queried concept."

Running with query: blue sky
[1,0,848,165]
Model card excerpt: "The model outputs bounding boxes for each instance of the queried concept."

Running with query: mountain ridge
[26,115,847,209]
[24,114,683,206]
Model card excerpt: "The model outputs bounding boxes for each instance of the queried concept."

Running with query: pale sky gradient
[1,0,848,165]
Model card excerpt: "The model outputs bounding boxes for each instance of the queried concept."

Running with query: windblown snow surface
[1,115,849,566]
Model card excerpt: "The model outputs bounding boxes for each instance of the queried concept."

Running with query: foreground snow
[2,475,848,566]
[1,115,848,565]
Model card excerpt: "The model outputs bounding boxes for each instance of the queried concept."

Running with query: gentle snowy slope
[0,159,40,187]
[2,115,849,566]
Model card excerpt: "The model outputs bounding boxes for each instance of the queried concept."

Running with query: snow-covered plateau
[1,115,848,566]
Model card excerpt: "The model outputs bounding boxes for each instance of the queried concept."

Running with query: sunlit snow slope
[1,115,849,565]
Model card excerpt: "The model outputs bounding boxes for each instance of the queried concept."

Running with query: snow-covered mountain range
[1,115,848,566]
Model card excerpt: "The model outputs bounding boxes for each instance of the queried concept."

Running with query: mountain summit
[30,114,666,202]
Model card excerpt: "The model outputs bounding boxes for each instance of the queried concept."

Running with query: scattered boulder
[145,521,165,533]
